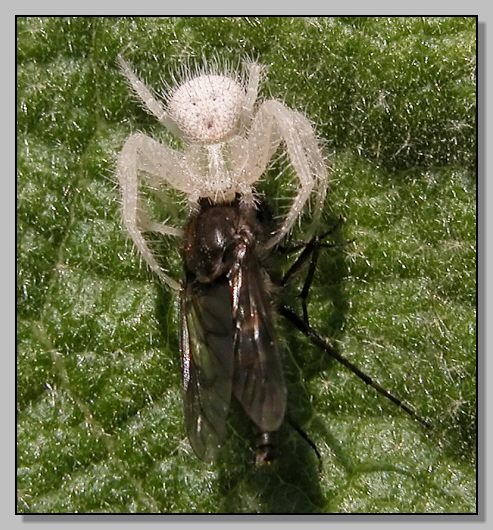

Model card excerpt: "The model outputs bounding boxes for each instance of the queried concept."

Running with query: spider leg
[117,56,178,132]
[242,100,327,249]
[287,109,328,234]
[116,132,191,291]
[242,61,262,119]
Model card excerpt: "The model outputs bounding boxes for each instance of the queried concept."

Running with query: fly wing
[231,247,287,432]
[180,277,234,461]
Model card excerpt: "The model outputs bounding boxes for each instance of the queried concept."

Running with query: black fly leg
[277,217,432,431]
[298,243,321,326]
[287,418,322,469]
[273,218,345,463]
[281,237,320,326]
[280,217,345,325]
[279,305,433,430]
[279,216,345,286]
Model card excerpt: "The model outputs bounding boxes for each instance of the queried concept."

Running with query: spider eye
[168,74,246,144]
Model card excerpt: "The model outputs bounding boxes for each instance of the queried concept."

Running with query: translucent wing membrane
[230,245,286,432]
[180,278,235,461]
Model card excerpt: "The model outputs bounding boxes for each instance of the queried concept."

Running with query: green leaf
[17,16,476,513]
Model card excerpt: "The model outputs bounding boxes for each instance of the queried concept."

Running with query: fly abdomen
[255,431,278,465]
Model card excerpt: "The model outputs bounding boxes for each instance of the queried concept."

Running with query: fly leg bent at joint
[279,216,346,326]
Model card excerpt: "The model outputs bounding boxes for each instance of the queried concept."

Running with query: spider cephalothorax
[116,57,327,290]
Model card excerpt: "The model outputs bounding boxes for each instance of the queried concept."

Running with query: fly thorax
[183,204,239,283]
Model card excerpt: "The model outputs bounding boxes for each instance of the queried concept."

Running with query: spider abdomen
[168,75,246,144]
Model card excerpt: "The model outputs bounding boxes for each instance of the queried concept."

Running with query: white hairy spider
[116,57,328,290]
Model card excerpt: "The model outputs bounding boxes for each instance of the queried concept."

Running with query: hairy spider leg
[116,132,194,291]
[241,100,328,249]
[118,56,176,131]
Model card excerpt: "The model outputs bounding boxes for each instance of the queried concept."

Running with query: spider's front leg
[116,132,192,291]
[242,100,328,249]
[118,56,179,134]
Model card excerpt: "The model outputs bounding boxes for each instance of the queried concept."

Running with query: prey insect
[181,196,285,463]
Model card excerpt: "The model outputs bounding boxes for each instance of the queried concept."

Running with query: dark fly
[179,200,431,465]
[180,196,286,464]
